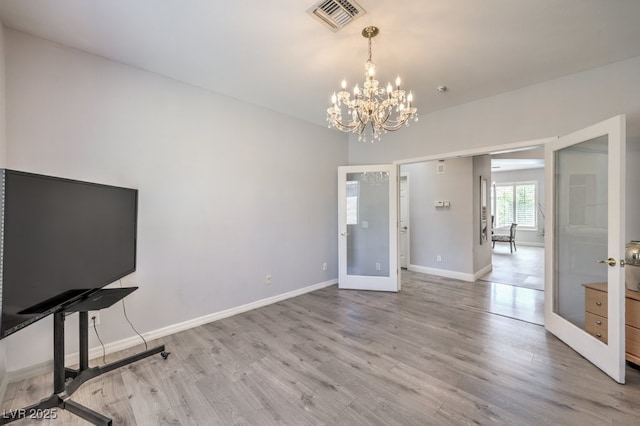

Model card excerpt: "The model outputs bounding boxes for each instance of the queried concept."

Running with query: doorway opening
[396,139,550,326]
[480,149,546,292]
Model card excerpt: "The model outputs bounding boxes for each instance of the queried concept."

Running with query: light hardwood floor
[481,245,545,291]
[3,271,640,425]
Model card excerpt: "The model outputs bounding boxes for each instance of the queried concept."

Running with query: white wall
[3,30,348,372]
[491,167,546,246]
[401,158,474,278]
[348,55,640,164]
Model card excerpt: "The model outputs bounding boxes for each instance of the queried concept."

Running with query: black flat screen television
[0,169,138,339]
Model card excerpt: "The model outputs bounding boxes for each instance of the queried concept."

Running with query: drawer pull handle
[596,320,602,325]
[596,333,602,338]
[595,301,602,306]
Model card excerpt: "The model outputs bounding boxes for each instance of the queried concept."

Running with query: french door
[544,115,626,383]
[338,164,399,291]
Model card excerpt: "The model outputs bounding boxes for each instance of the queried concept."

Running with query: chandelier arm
[332,120,360,132]
[354,107,370,128]
[380,115,411,132]
[372,108,392,128]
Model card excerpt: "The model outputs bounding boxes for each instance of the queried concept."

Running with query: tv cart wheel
[161,351,171,360]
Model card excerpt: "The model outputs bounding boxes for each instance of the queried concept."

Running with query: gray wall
[491,167,546,246]
[401,158,474,275]
[2,29,347,372]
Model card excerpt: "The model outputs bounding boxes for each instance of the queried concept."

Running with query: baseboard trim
[473,264,493,281]
[6,279,338,384]
[408,264,475,282]
[516,241,545,248]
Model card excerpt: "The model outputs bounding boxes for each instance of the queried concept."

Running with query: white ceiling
[1,0,640,128]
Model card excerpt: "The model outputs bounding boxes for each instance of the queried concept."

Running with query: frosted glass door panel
[346,172,390,277]
[554,136,608,330]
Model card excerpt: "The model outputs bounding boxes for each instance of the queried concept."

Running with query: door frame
[394,137,555,281]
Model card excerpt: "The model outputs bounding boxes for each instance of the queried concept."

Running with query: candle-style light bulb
[395,75,401,88]
[341,79,347,90]
[386,82,393,93]
[331,92,337,105]
[407,91,413,104]
[354,84,360,96]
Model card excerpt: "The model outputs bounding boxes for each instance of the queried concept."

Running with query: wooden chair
[492,223,518,252]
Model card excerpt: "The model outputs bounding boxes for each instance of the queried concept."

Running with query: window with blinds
[493,182,537,229]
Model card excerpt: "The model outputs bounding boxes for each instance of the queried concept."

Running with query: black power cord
[91,316,106,364]
[119,279,148,351]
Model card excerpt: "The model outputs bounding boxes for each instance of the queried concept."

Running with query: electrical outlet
[265,274,272,285]
[436,255,442,262]
[89,311,100,326]
[322,262,328,271]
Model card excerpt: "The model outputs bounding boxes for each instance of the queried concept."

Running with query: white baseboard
[5,278,338,384]
[473,263,493,281]
[516,241,545,247]
[408,264,475,282]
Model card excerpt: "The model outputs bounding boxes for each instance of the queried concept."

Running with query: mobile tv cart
[1,288,169,425]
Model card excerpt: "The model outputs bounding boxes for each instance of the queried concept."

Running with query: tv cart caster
[161,351,171,360]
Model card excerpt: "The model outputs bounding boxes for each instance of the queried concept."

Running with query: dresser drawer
[585,287,608,317]
[627,325,640,356]
[627,296,640,329]
[585,312,608,343]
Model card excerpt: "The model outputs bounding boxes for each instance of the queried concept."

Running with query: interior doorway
[396,139,550,326]
[481,150,546,291]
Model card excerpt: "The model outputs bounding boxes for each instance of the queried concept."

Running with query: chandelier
[327,26,418,142]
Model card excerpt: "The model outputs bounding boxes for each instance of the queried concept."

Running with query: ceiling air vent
[307,0,366,32]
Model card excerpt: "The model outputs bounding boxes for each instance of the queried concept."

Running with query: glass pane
[554,135,608,340]
[515,184,536,227]
[495,185,514,227]
[346,171,390,277]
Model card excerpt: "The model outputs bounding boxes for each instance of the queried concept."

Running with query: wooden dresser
[583,282,640,366]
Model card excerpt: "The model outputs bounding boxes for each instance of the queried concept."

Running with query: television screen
[0,170,138,338]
